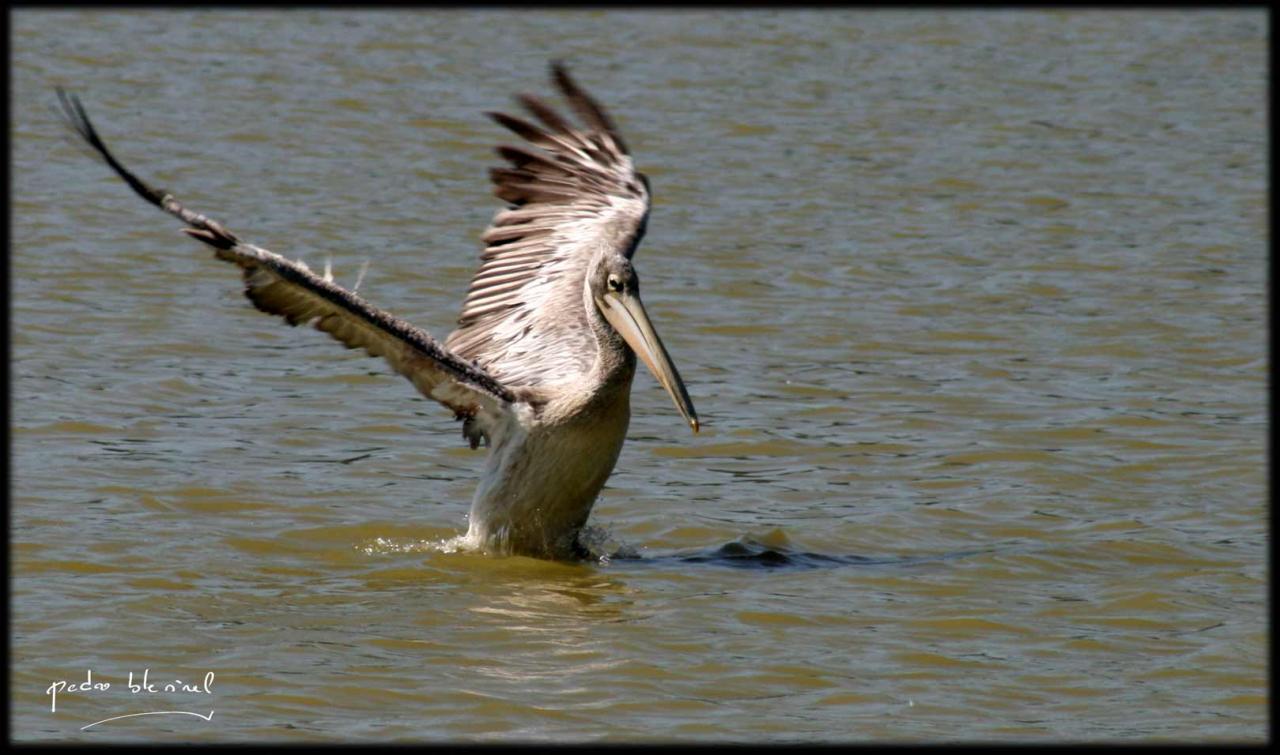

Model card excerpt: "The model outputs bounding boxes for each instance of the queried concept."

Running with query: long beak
[597,291,699,433]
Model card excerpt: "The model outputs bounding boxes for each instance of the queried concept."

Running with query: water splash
[356,533,479,556]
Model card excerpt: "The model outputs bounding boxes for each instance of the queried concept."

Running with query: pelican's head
[591,255,699,433]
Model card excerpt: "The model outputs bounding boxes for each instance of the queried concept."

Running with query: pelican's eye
[607,274,624,292]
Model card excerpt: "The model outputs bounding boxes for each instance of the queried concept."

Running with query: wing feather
[445,63,651,390]
[55,88,513,446]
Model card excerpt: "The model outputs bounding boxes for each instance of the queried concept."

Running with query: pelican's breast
[465,373,634,558]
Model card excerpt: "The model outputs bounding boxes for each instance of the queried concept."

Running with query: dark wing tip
[53,87,168,209]
[486,110,554,147]
[549,60,585,110]
[56,88,241,249]
[547,60,628,155]
[515,93,572,136]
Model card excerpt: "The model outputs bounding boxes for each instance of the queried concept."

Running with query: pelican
[56,63,698,560]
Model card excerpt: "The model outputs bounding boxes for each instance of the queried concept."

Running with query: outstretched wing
[55,88,515,447]
[445,62,651,390]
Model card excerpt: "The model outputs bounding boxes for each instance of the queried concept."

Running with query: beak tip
[690,417,700,434]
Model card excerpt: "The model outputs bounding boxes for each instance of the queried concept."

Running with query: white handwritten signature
[46,669,215,730]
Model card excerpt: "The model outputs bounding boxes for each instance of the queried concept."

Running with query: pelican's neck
[582,271,636,389]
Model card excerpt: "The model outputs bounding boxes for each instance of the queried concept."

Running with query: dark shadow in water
[592,532,992,572]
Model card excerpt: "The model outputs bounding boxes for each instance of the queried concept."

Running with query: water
[10,9,1267,742]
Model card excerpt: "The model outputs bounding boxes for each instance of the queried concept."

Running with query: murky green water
[11,9,1267,742]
